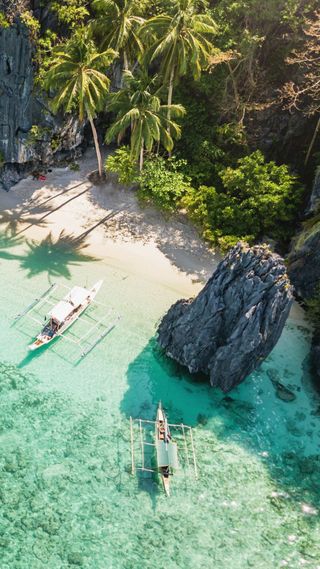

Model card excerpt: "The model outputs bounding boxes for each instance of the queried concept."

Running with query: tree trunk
[305,115,320,166]
[89,116,103,178]
[123,50,129,72]
[167,66,175,157]
[167,66,174,125]
[139,140,144,172]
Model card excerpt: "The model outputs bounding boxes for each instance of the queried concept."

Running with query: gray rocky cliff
[157,242,293,392]
[306,166,320,215]
[288,219,320,300]
[288,212,320,382]
[0,21,84,190]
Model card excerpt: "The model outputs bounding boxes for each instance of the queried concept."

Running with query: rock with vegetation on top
[0,20,84,190]
[157,242,293,392]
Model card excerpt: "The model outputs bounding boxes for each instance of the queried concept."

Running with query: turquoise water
[0,232,320,569]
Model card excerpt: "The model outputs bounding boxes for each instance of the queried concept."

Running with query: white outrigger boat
[28,280,103,351]
[130,403,198,496]
[155,402,178,497]
[14,280,120,358]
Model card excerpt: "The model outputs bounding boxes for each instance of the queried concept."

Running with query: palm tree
[45,30,116,177]
[92,0,145,72]
[142,0,217,123]
[105,70,185,170]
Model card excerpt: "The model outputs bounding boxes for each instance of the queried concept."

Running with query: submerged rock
[157,242,293,392]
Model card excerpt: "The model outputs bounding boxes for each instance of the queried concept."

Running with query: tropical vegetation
[4,0,320,250]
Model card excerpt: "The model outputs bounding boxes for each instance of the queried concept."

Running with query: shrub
[138,156,193,211]
[20,11,40,38]
[105,147,139,186]
[0,13,10,28]
[218,151,303,241]
[183,150,303,246]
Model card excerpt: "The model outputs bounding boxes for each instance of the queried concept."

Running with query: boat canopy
[67,286,90,307]
[49,300,74,324]
[48,286,90,324]
[156,440,179,469]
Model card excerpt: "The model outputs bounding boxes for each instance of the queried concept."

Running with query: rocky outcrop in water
[157,242,293,392]
[0,20,84,190]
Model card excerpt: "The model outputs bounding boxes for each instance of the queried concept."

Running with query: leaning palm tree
[91,0,145,72]
[105,70,185,170]
[44,30,117,178]
[142,0,217,122]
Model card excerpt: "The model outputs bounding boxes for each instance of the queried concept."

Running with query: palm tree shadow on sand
[19,230,99,278]
[121,337,320,514]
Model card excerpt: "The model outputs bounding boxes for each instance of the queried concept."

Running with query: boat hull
[28,280,103,351]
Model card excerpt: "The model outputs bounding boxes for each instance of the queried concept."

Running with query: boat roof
[156,440,179,469]
[49,286,90,324]
[49,300,74,324]
[66,286,90,307]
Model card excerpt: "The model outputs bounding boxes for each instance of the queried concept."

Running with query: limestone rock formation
[0,21,84,190]
[288,174,320,383]
[157,242,293,392]
[288,218,320,300]
[307,167,320,215]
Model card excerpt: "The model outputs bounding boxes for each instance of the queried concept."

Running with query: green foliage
[25,125,51,147]
[143,0,218,84]
[92,0,145,69]
[183,150,303,245]
[0,13,10,28]
[35,30,58,87]
[138,156,193,211]
[105,69,185,166]
[105,147,139,186]
[69,161,80,171]
[44,29,116,120]
[218,151,303,239]
[20,11,40,38]
[51,0,89,28]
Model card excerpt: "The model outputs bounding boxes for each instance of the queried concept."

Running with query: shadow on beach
[0,229,98,278]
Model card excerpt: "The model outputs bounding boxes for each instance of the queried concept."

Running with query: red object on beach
[39,175,46,181]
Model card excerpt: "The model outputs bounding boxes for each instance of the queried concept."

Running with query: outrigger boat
[14,280,120,358]
[28,280,103,351]
[155,402,178,497]
[130,403,198,496]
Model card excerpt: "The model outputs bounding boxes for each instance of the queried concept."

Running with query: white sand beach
[0,149,220,297]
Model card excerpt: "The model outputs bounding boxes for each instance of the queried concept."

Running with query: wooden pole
[130,417,135,475]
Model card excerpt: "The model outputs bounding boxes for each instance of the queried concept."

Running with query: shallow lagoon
[0,234,319,568]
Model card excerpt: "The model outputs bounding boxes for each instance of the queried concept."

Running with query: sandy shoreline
[0,149,311,326]
[0,149,219,297]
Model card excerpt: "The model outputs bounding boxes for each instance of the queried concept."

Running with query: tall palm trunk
[139,139,144,171]
[89,116,103,178]
[167,66,175,157]
[167,66,175,127]
[123,50,129,71]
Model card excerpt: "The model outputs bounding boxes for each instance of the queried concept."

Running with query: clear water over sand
[0,233,319,569]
